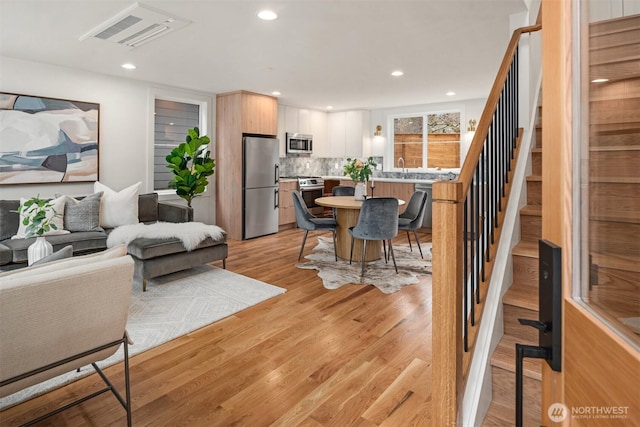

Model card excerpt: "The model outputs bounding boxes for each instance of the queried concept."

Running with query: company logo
[548,403,568,423]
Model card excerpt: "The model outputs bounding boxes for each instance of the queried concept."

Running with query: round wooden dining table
[314,196,405,262]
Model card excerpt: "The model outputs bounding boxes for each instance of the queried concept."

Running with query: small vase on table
[354,181,367,201]
[28,236,53,265]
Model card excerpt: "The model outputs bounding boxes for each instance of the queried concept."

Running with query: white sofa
[0,245,134,425]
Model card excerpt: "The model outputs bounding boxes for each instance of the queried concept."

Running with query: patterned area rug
[297,236,432,293]
[0,265,286,409]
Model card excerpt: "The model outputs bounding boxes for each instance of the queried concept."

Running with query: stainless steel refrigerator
[243,135,280,239]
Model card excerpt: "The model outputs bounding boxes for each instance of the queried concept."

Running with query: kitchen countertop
[321,176,443,184]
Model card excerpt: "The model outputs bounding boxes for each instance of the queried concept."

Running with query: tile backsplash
[279,156,457,181]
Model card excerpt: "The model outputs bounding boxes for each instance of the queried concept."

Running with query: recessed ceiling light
[391,70,404,77]
[446,91,456,96]
[257,10,278,20]
[591,78,609,83]
[121,63,136,70]
[326,106,334,110]
[272,91,281,96]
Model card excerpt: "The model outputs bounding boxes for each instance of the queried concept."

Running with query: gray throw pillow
[59,192,104,232]
[32,245,73,266]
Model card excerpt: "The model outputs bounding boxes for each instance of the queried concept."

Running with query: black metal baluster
[463,197,469,352]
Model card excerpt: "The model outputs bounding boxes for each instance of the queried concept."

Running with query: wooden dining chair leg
[361,240,367,276]
[298,230,309,261]
[412,229,423,258]
[332,230,338,261]
[405,231,413,251]
[388,239,398,273]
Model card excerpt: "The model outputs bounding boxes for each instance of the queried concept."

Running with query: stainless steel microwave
[286,132,313,154]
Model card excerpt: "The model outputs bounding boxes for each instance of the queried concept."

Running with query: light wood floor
[1,228,433,426]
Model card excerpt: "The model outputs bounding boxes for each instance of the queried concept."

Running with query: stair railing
[432,22,541,426]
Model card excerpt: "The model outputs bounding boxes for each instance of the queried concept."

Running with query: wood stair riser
[590,28,640,50]
[590,181,640,223]
[590,265,640,318]
[503,304,540,345]
[589,148,640,179]
[490,366,541,424]
[535,127,542,149]
[526,180,542,206]
[520,214,542,241]
[512,255,539,288]
[590,220,640,260]
[531,150,542,176]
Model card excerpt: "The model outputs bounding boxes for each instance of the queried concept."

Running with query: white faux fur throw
[107,222,225,251]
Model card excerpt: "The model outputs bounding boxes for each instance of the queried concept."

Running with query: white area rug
[0,265,286,409]
[297,236,432,294]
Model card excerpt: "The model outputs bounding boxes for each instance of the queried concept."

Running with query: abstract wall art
[0,92,100,184]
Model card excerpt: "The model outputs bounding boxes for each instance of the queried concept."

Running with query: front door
[541,1,639,425]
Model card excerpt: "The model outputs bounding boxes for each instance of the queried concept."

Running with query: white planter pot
[354,182,367,201]
[28,236,53,265]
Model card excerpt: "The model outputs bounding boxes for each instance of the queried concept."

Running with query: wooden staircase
[481,117,543,427]
[482,13,639,426]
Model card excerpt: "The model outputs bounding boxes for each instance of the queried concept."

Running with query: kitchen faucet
[397,157,406,178]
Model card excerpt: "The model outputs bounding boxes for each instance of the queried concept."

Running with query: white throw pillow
[94,181,141,228]
[13,196,69,239]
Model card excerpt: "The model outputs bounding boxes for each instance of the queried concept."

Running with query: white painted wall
[0,56,216,223]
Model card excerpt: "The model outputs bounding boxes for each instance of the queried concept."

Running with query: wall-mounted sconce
[467,119,477,132]
[374,125,383,137]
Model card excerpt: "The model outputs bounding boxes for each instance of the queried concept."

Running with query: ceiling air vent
[80,2,190,48]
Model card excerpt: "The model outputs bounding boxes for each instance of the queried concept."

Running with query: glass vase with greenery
[165,127,216,208]
[343,157,377,182]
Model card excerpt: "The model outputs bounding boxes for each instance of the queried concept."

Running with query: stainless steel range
[284,176,325,215]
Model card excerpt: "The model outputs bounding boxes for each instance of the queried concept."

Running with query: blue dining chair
[292,191,337,261]
[398,190,428,258]
[348,197,399,276]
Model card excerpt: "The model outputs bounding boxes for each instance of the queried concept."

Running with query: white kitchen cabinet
[298,108,310,134]
[284,105,299,135]
[327,110,369,158]
[277,106,286,157]
[310,110,328,157]
[328,112,347,157]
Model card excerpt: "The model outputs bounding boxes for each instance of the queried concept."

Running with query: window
[389,111,461,171]
[153,98,205,191]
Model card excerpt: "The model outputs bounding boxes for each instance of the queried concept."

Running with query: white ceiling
[0,0,528,111]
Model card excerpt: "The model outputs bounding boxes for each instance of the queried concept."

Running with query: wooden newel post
[432,180,465,426]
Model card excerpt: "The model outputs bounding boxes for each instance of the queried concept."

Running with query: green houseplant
[18,195,61,238]
[165,127,216,208]
[16,195,63,265]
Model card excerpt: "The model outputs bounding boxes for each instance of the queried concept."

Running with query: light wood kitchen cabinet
[216,90,278,240]
[278,180,297,227]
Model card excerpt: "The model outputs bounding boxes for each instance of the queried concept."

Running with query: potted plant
[165,127,216,212]
[343,157,377,200]
[17,195,61,264]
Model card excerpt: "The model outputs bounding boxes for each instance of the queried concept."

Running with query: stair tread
[520,205,542,216]
[592,252,640,273]
[483,402,539,427]
[491,335,543,380]
[589,176,640,184]
[590,145,640,152]
[531,147,543,153]
[503,284,539,311]
[512,240,539,258]
[526,175,542,182]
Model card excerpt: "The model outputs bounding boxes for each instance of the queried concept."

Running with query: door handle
[274,188,279,209]
[275,164,279,184]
